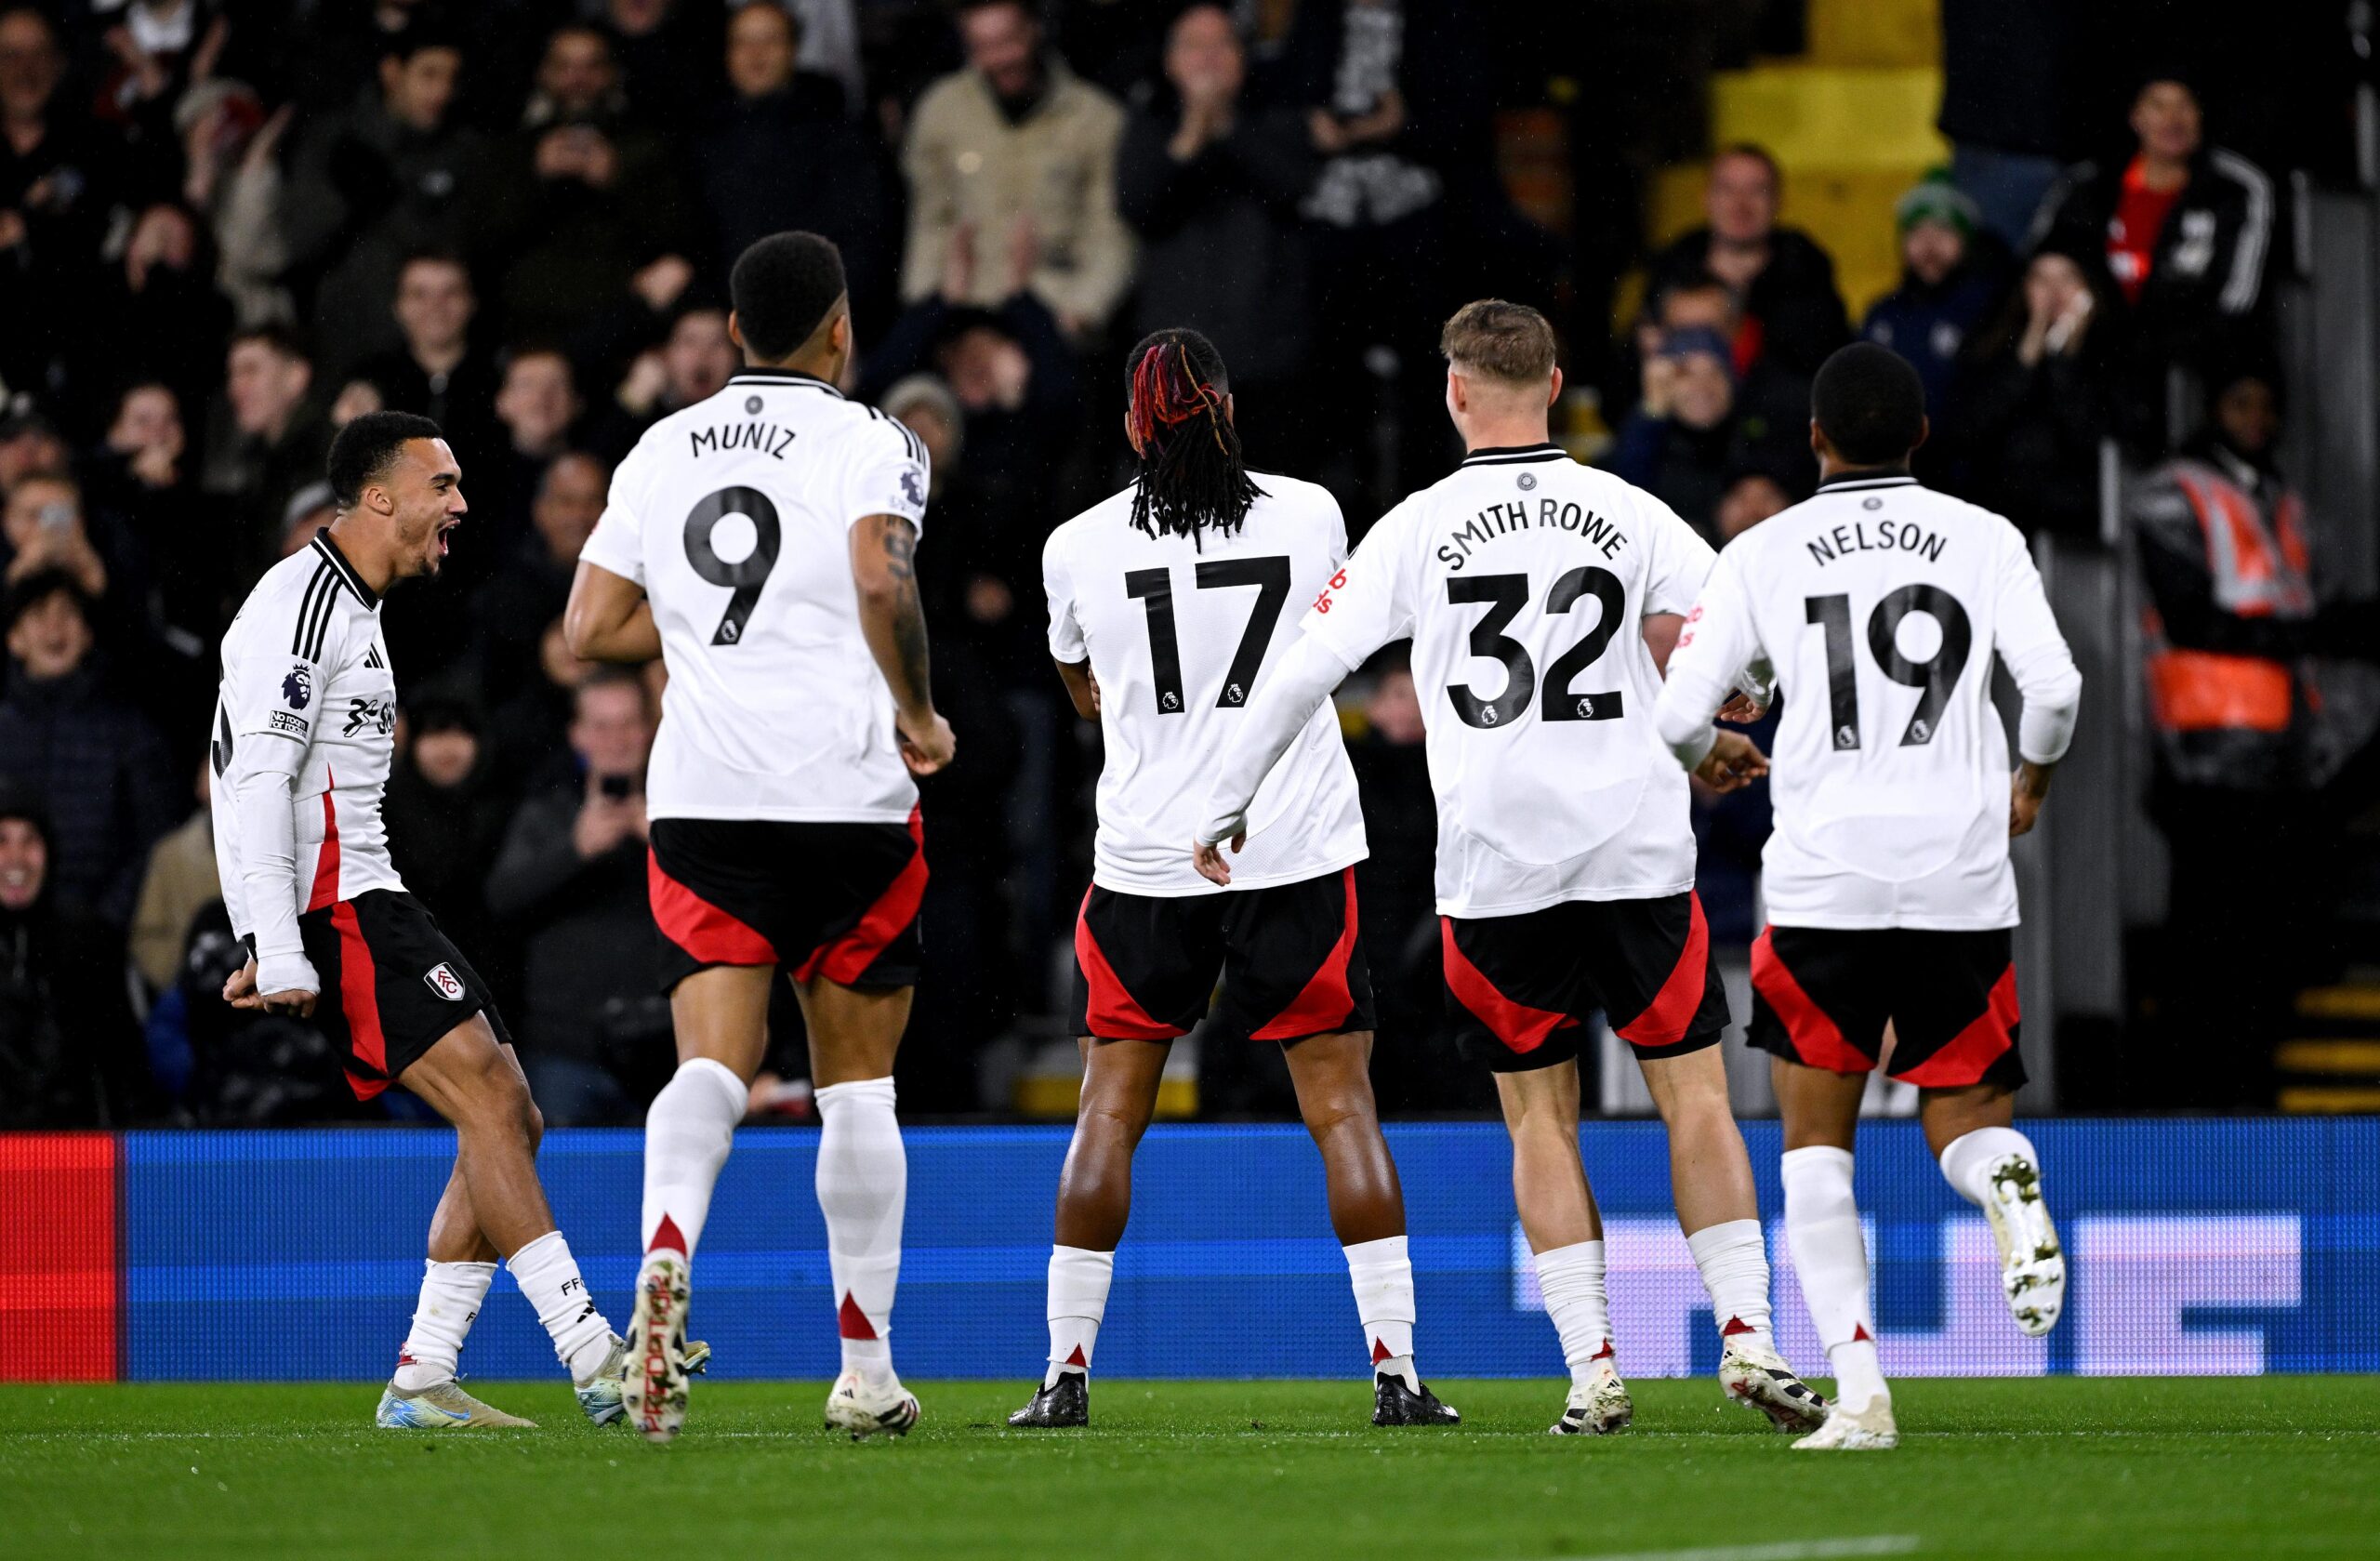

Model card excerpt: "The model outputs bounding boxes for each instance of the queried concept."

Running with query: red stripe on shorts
[1251,867,1360,1040]
[648,851,777,967]
[1075,890,1185,1040]
[1897,962,2021,1088]
[332,899,389,1099]
[797,805,929,985]
[1440,919,1579,1054]
[1750,927,1871,1074]
[1615,893,1710,1051]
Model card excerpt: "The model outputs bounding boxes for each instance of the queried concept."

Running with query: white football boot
[1793,1396,1897,1451]
[375,1379,536,1429]
[625,1248,692,1442]
[1548,1362,1634,1435]
[1978,1151,2066,1336]
[825,1369,920,1440]
[1719,1335,1831,1433]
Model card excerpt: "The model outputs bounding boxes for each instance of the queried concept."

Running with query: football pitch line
[1554,1540,1920,1561]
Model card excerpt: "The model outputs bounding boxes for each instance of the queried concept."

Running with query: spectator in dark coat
[1647,144,1851,380]
[1609,326,1775,543]
[1950,242,2128,540]
[1860,176,2012,463]
[584,305,738,466]
[0,794,151,1127]
[200,324,330,577]
[0,572,178,929]
[2030,73,2277,441]
[694,1,891,324]
[469,451,605,706]
[381,699,507,963]
[278,20,482,376]
[353,253,502,481]
[1116,5,1316,461]
[483,668,665,1125]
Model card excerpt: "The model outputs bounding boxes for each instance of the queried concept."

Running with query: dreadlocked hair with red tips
[1125,328,1263,549]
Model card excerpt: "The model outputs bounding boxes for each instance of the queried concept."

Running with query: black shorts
[1071,866,1376,1043]
[1442,892,1728,1072]
[297,889,509,1101]
[1749,925,2027,1090]
[647,811,926,994]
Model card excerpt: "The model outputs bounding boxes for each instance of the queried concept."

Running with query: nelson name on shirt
[1437,497,1633,572]
[1805,515,1947,567]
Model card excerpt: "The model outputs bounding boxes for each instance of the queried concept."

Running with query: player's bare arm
[1054,656,1101,719]
[2010,759,2056,837]
[853,511,955,774]
[563,559,663,663]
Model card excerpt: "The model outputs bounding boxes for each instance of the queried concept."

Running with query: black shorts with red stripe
[1072,866,1375,1043]
[296,889,510,1101]
[647,812,927,993]
[1441,892,1728,1072]
[1749,925,2026,1090]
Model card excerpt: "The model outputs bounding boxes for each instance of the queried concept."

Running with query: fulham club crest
[423,963,467,1001]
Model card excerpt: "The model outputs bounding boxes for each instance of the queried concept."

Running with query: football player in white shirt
[1656,343,2083,1450]
[1011,330,1456,1431]
[1197,301,1828,1437]
[215,413,637,1429]
[565,233,956,1444]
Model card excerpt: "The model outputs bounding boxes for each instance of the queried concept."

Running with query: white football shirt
[1045,474,1368,895]
[212,531,406,937]
[579,369,930,823]
[1658,473,2081,929]
[1300,443,1716,918]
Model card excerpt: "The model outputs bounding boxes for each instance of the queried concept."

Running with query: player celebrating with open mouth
[1197,300,1826,1437]
[1656,343,2082,1449]
[1011,329,1456,1431]
[566,232,955,1444]
[214,412,637,1429]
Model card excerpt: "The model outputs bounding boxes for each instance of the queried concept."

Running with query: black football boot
[1007,1372,1090,1428]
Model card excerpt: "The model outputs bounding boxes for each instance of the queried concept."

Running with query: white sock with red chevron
[392,1259,496,1392]
[1686,1218,1776,1351]
[1532,1239,1616,1387]
[816,1077,905,1385]
[640,1058,746,1259]
[1043,1246,1114,1388]
[1781,1146,1887,1411]
[1344,1236,1419,1391]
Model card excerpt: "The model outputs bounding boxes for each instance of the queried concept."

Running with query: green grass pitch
[6,1378,2376,1559]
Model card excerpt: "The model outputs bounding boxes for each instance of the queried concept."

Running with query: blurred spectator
[0,793,150,1127]
[1937,0,2096,249]
[470,450,606,704]
[694,0,891,321]
[200,323,327,572]
[586,304,737,464]
[274,479,333,558]
[483,667,662,1125]
[485,346,582,527]
[92,381,225,652]
[475,21,694,346]
[382,698,505,959]
[1608,326,1758,542]
[280,19,479,374]
[0,404,70,492]
[1713,465,1795,542]
[2030,73,2275,431]
[353,251,501,471]
[1648,144,1850,379]
[130,758,218,995]
[1860,175,2010,434]
[2132,363,2363,1104]
[3,469,112,604]
[900,0,1133,338]
[602,0,724,127]
[0,571,178,928]
[1116,5,1315,456]
[175,77,292,327]
[485,614,587,795]
[1636,271,1805,456]
[1951,243,2126,540]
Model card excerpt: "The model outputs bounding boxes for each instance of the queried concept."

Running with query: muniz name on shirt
[688,417,800,461]
[1435,496,1633,573]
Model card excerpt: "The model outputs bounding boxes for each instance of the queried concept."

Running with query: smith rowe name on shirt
[1437,497,1630,571]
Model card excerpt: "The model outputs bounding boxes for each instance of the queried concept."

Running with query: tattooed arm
[851,512,956,775]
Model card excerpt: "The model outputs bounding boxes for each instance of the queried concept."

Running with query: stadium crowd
[0,0,2360,1125]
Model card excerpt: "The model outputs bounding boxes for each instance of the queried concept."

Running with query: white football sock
[640,1057,746,1259]
[392,1259,495,1392]
[1044,1246,1115,1388]
[1532,1239,1616,1387]
[507,1229,615,1382]
[1343,1235,1419,1391]
[1938,1124,2040,1208]
[816,1077,906,1383]
[1686,1217,1775,1348]
[1781,1146,1887,1410]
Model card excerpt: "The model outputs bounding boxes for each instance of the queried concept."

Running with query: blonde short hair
[1439,298,1557,386]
